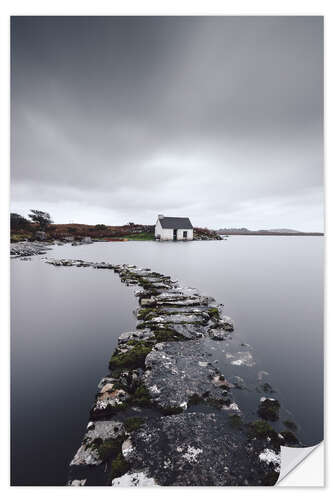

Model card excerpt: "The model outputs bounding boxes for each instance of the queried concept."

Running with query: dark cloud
[11,16,323,230]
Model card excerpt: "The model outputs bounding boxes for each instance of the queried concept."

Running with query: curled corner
[277,441,324,486]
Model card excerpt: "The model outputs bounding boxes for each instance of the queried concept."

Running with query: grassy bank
[123,232,155,241]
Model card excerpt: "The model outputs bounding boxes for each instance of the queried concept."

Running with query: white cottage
[155,214,194,241]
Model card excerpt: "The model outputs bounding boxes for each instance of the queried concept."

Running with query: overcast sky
[11,16,323,230]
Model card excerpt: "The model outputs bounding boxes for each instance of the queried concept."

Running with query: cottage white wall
[155,219,162,238]
[160,229,174,240]
[155,220,173,240]
[176,229,193,240]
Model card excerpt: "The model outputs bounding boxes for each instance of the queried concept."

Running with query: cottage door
[173,229,177,240]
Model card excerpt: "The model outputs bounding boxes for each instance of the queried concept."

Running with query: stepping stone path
[44,259,297,486]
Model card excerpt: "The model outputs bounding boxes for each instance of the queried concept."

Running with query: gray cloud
[11,16,323,230]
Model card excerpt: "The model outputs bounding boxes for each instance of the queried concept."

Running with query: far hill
[217,227,323,236]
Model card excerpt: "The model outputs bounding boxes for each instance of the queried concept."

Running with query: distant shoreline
[221,232,324,236]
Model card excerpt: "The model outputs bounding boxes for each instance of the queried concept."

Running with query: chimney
[158,214,165,219]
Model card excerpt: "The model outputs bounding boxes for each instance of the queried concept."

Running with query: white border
[1,1,331,498]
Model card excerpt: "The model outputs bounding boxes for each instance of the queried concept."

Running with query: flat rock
[70,421,125,466]
[124,412,280,486]
[118,330,155,344]
[144,340,236,410]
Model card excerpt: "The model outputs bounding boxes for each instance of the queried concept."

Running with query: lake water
[11,236,324,485]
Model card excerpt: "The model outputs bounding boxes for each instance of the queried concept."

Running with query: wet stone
[258,397,280,421]
[118,330,155,344]
[209,328,230,341]
[220,316,235,331]
[70,421,125,466]
[125,412,280,486]
[143,340,237,410]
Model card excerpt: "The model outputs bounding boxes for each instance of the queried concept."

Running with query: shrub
[10,213,31,231]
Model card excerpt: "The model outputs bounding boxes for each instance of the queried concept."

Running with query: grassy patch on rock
[153,328,187,342]
[136,307,158,321]
[257,398,280,421]
[108,452,130,482]
[109,344,153,370]
[207,307,220,320]
[92,436,124,463]
[247,420,279,441]
[131,384,152,407]
[124,416,145,432]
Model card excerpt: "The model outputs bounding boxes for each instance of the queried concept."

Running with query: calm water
[11,236,324,485]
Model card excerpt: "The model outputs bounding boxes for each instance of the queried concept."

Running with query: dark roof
[158,217,193,229]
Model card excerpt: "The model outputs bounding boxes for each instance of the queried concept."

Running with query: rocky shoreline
[10,241,53,258]
[42,257,300,486]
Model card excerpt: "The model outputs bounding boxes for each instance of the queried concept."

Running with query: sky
[11,16,323,231]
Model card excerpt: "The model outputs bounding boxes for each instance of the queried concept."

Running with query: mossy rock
[261,382,275,394]
[262,470,280,486]
[258,398,280,421]
[283,420,298,432]
[280,430,299,445]
[188,393,203,406]
[247,420,279,441]
[109,344,153,370]
[90,402,129,421]
[108,453,130,482]
[207,397,232,408]
[161,406,184,415]
[93,436,124,463]
[153,328,187,342]
[228,414,243,429]
[131,384,152,407]
[137,307,158,321]
[124,416,145,433]
[207,307,220,320]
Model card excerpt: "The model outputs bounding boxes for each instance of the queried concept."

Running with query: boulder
[35,231,47,240]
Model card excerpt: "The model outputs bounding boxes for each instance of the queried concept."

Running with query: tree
[95,224,107,230]
[10,213,31,231]
[28,210,53,231]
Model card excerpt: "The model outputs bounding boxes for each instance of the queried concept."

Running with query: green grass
[124,232,155,241]
[131,384,152,407]
[10,232,32,242]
